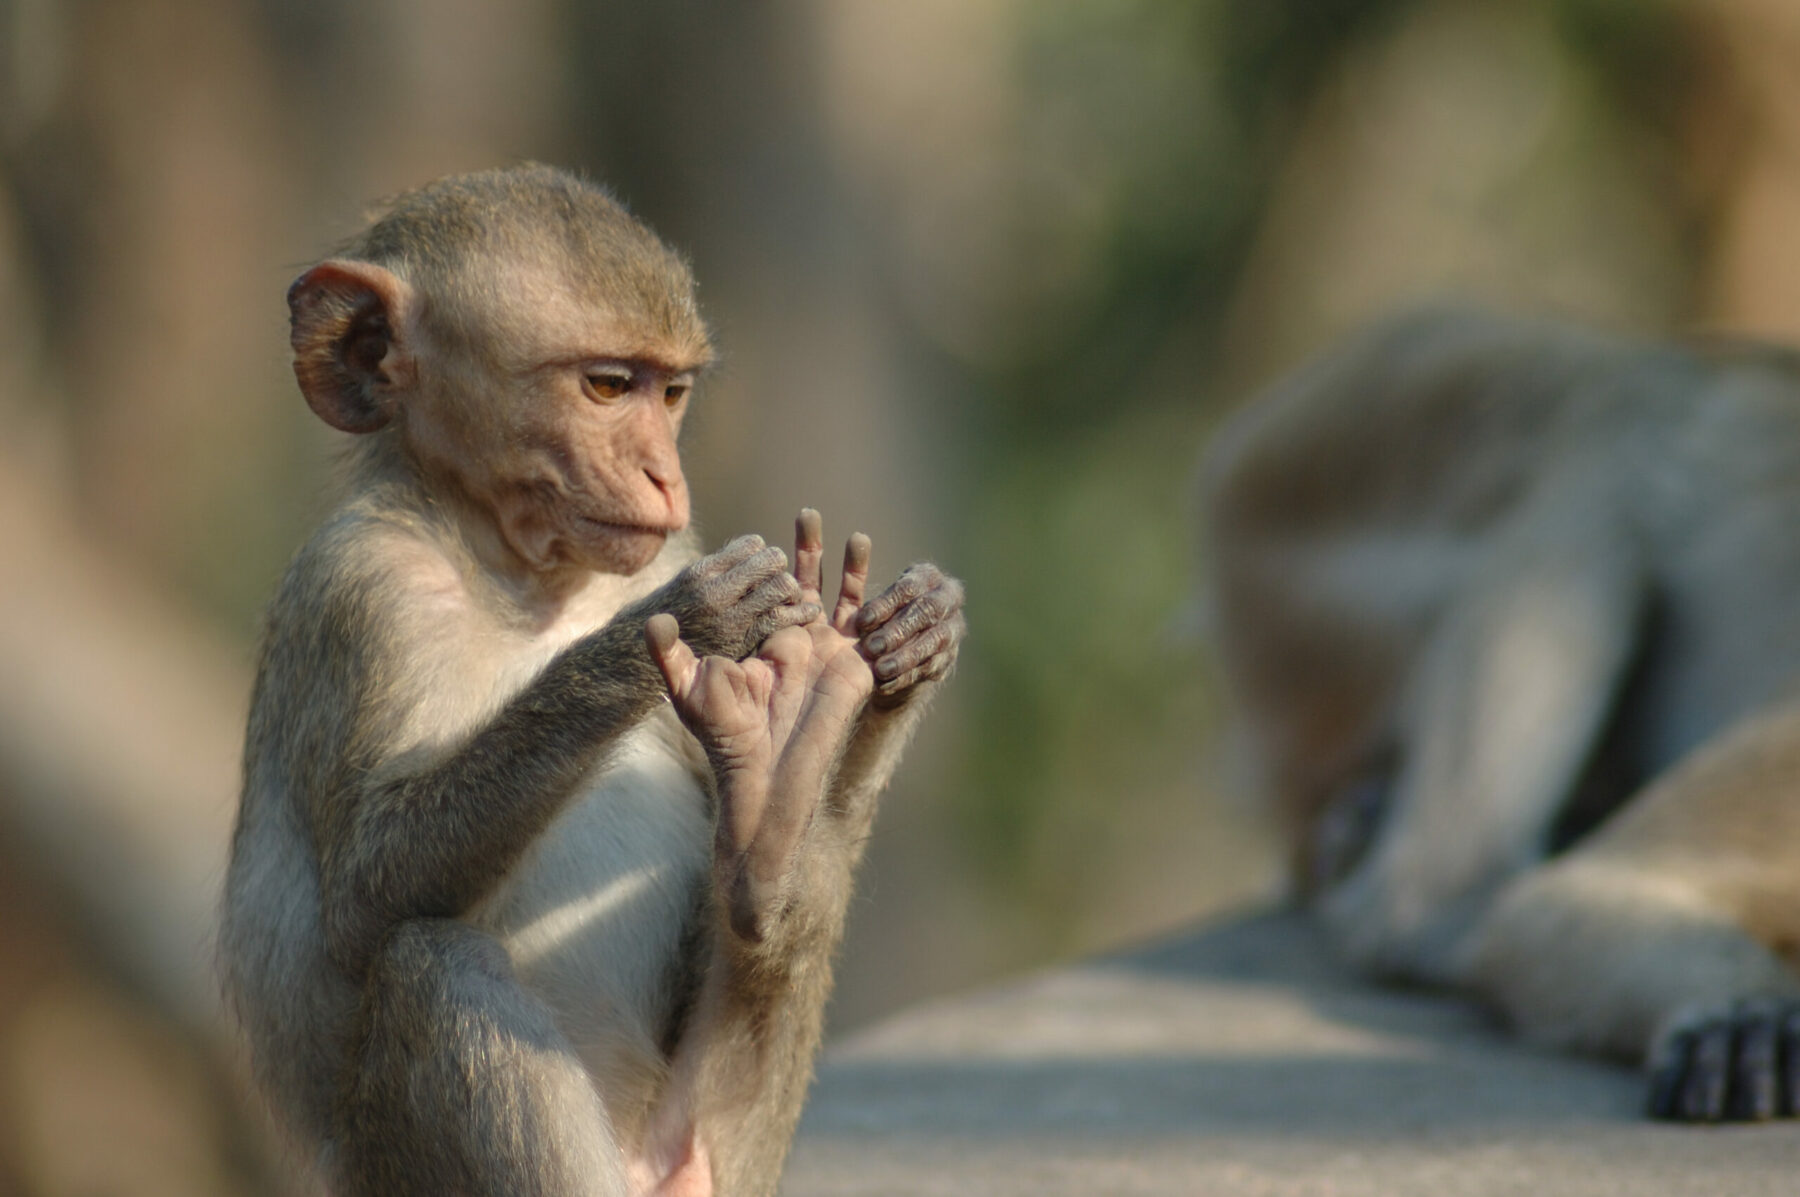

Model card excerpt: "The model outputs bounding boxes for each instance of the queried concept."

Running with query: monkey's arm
[1318,510,1643,982]
[1461,702,1800,1121]
[316,535,813,977]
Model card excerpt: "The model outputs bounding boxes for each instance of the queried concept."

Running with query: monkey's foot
[1647,998,1800,1122]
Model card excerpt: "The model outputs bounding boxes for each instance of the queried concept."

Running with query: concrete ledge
[786,910,1799,1196]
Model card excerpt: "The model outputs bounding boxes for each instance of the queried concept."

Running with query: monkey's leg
[336,918,628,1197]
[647,614,874,1197]
[1460,704,1800,1121]
[1321,522,1643,981]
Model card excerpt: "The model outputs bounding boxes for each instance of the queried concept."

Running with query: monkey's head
[288,164,713,577]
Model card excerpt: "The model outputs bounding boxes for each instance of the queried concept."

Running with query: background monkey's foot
[1648,998,1800,1123]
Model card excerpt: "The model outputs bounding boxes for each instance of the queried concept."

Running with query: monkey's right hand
[639,535,822,662]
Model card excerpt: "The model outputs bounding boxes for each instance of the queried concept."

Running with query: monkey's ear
[287,260,417,434]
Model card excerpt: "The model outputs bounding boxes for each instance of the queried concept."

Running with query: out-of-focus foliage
[937,1,1413,936]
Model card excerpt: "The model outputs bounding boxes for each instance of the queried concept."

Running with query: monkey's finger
[794,508,825,604]
[699,533,767,578]
[738,657,776,714]
[758,627,815,745]
[737,570,802,619]
[871,615,963,683]
[757,625,814,667]
[856,565,931,634]
[721,545,792,600]
[832,533,872,635]
[1647,1028,1693,1120]
[1729,1002,1780,1121]
[1680,1019,1733,1121]
[645,614,700,701]
[748,568,820,639]
[753,604,825,656]
[1782,1011,1800,1116]
[864,580,966,660]
[873,648,956,702]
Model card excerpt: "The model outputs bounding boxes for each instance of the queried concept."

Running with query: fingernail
[867,634,887,654]
[878,657,899,679]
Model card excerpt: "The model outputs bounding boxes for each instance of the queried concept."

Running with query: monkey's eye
[584,372,632,402]
[664,384,690,406]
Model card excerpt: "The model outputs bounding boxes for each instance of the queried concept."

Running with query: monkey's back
[1201,305,1800,832]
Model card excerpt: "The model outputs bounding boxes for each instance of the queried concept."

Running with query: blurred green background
[2,0,1797,1191]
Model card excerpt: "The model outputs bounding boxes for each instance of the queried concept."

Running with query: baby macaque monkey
[1203,308,1800,1123]
[220,165,964,1196]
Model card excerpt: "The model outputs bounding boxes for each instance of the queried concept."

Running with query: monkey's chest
[470,715,713,1099]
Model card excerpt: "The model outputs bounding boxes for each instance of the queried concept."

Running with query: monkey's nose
[646,469,690,525]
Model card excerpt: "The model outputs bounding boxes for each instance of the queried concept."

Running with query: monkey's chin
[577,520,671,575]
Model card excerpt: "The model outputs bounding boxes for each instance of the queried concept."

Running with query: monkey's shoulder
[258,504,498,684]
[245,508,492,775]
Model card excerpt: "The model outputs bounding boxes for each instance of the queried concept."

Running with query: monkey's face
[408,331,698,578]
[510,356,696,577]
[449,261,707,577]
[290,243,712,580]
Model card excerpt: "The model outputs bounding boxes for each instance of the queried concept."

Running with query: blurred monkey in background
[1203,308,1800,1122]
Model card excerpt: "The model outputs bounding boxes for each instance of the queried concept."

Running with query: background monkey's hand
[637,534,821,662]
[648,610,873,945]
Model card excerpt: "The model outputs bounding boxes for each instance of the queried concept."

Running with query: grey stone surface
[785,910,1800,1195]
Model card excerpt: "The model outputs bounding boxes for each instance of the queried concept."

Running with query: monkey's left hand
[856,565,965,707]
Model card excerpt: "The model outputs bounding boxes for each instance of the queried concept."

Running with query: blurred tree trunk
[0,449,287,1194]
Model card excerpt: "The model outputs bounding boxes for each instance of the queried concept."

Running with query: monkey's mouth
[580,517,674,538]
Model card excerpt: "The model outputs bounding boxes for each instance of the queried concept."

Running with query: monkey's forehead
[433,253,713,370]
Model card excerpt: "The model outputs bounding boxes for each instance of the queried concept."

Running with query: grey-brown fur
[1202,307,1800,1122]
[220,166,964,1195]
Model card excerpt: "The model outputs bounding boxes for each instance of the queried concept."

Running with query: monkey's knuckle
[884,667,924,694]
[922,623,953,654]
[891,642,932,673]
[901,601,942,635]
[739,546,786,581]
[918,590,953,620]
